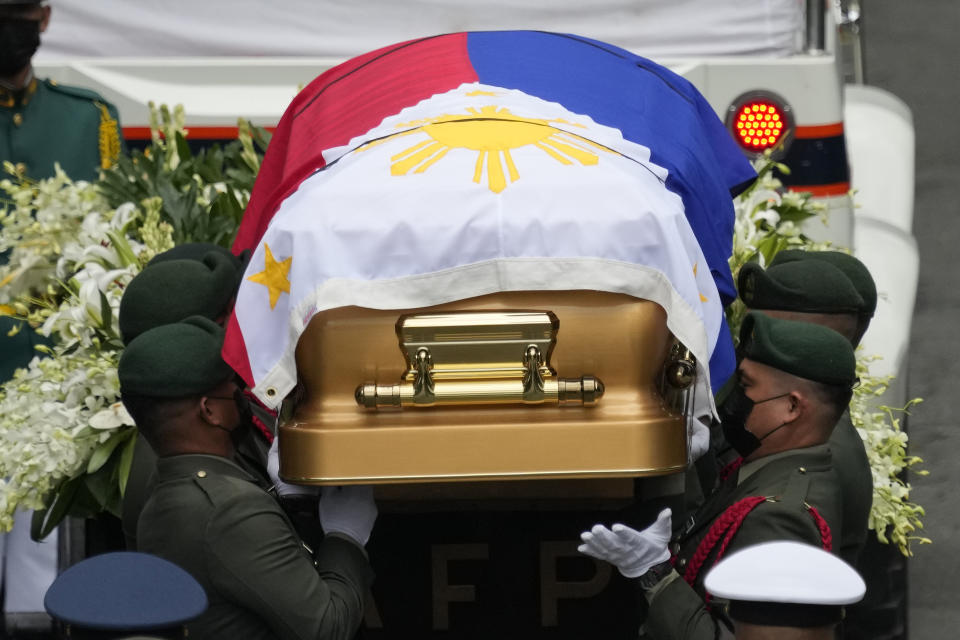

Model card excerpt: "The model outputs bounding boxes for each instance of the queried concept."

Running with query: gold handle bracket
[664,344,696,389]
[659,342,697,416]
[354,312,604,411]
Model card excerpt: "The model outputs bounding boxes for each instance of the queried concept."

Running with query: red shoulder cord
[718,457,744,482]
[680,497,834,591]
[243,389,277,443]
[682,495,767,587]
[807,504,833,552]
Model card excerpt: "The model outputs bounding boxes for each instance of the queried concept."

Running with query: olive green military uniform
[645,445,844,639]
[116,248,275,550]
[830,411,872,567]
[1,77,123,381]
[121,403,275,550]
[695,403,872,572]
[736,254,876,570]
[137,454,371,640]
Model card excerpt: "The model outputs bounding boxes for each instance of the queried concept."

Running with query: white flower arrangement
[849,358,929,555]
[0,164,174,534]
[0,105,265,537]
[729,156,928,555]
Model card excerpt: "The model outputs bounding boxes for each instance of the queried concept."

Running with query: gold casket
[279,290,696,486]
[239,61,721,493]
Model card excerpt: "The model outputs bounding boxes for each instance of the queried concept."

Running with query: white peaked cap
[704,541,866,605]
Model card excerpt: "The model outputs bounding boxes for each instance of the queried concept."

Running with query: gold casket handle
[355,344,604,410]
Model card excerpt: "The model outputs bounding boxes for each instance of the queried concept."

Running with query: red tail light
[726,92,793,156]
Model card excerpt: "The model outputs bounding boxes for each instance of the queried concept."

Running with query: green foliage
[98,104,270,248]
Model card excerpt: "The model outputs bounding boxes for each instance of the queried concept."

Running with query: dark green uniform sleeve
[204,492,370,640]
[828,413,873,566]
[646,501,827,639]
[646,576,723,640]
[120,434,158,550]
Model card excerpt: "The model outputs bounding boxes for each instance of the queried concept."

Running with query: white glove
[577,508,672,578]
[318,485,378,547]
[266,437,319,498]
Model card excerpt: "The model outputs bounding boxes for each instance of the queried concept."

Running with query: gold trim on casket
[355,311,604,409]
[279,290,691,485]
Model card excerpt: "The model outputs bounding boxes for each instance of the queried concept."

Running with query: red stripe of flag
[231,32,477,255]
[223,311,255,387]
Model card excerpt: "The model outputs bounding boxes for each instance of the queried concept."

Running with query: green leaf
[71,478,108,517]
[118,428,137,496]
[87,429,128,474]
[30,475,83,541]
[776,206,817,225]
[83,460,120,513]
[98,290,112,331]
[105,229,139,267]
[175,131,193,164]
[209,190,243,229]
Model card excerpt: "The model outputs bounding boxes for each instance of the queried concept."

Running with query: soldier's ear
[785,390,804,422]
[197,396,220,427]
[39,6,51,33]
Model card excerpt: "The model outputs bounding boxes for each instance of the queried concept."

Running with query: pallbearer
[737,250,877,566]
[579,313,857,639]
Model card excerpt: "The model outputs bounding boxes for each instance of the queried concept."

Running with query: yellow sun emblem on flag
[363,105,613,194]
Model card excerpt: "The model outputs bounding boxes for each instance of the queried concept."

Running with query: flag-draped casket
[225,31,755,485]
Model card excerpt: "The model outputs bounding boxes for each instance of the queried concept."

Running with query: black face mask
[0,18,41,78]
[207,389,251,447]
[234,389,255,434]
[718,385,790,458]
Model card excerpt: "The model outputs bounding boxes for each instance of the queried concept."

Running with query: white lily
[89,402,135,430]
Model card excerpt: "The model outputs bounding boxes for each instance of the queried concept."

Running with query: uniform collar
[0,75,37,109]
[155,453,257,483]
[737,443,831,485]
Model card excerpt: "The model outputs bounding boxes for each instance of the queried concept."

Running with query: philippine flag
[225,32,756,443]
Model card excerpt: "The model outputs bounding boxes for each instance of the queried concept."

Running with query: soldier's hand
[267,437,320,499]
[318,485,378,547]
[577,508,672,578]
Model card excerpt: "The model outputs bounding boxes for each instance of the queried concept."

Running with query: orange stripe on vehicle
[787,182,851,197]
[123,126,276,140]
[793,123,844,139]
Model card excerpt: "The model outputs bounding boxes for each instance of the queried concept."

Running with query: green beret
[738,260,864,315]
[119,252,240,344]
[739,312,856,387]
[771,250,877,317]
[119,316,234,398]
[147,242,248,271]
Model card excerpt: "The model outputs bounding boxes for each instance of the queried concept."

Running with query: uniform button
[13,113,23,127]
[798,467,807,474]
[196,470,207,478]
[677,558,687,571]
